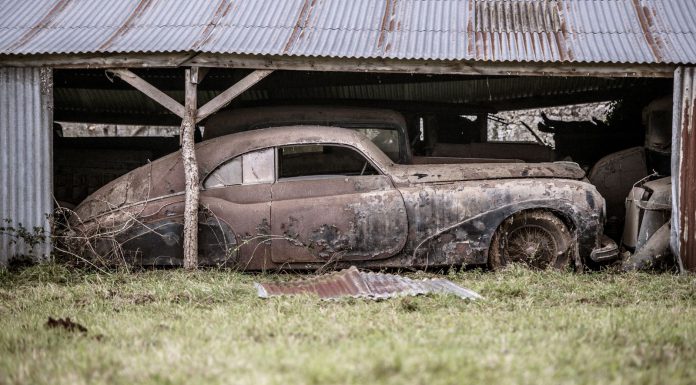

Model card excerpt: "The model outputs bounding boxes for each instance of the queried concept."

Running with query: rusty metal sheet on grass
[255,266,482,300]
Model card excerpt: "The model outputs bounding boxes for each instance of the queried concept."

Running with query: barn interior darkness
[52,68,673,242]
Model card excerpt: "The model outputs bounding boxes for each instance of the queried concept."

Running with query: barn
[1,0,694,270]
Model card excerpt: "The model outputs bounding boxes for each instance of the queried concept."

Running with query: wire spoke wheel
[489,210,573,271]
[506,225,559,269]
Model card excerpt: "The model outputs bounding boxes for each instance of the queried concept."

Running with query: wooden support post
[196,70,273,122]
[105,67,273,269]
[182,67,199,269]
[672,67,696,272]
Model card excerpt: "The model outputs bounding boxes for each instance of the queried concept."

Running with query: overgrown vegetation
[1,263,695,385]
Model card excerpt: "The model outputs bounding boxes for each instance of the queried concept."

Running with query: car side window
[278,144,378,179]
[204,148,275,188]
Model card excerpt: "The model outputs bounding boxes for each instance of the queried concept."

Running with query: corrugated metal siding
[0,67,53,265]
[672,66,696,272]
[0,0,694,65]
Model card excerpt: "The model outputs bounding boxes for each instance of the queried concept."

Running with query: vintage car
[71,126,618,270]
[203,105,550,164]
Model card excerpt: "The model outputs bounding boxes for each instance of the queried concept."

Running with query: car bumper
[590,234,619,262]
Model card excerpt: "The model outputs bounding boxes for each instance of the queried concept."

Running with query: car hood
[388,162,586,185]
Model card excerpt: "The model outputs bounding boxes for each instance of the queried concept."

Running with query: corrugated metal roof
[255,266,483,300]
[1,0,693,64]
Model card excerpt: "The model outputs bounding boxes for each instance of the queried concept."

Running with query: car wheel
[489,210,572,270]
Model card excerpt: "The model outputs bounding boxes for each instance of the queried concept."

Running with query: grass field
[1,263,695,385]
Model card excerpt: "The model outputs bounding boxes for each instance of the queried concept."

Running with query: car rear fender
[103,202,238,267]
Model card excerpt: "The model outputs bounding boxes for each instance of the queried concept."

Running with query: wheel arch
[410,198,585,266]
[487,207,580,270]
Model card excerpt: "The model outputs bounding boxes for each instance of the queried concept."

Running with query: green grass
[1,263,695,385]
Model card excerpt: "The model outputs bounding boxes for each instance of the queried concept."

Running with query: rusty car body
[71,126,618,270]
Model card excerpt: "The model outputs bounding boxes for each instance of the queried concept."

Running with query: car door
[200,148,275,269]
[271,144,408,263]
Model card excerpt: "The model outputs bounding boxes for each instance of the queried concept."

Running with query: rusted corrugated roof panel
[255,266,482,300]
[0,0,694,64]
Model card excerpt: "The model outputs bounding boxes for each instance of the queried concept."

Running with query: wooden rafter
[196,69,273,122]
[107,68,186,119]
[107,68,273,122]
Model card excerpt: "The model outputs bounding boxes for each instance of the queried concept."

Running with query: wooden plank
[0,53,192,68]
[195,69,273,122]
[107,68,186,118]
[0,53,677,78]
[186,54,677,79]
[672,66,696,273]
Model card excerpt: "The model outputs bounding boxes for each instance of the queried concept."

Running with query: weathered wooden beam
[195,69,273,122]
[671,66,696,273]
[186,54,678,79]
[0,53,677,78]
[181,67,200,269]
[107,68,186,118]
[0,53,191,68]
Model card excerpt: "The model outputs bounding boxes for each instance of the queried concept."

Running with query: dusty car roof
[197,125,394,174]
[203,106,407,140]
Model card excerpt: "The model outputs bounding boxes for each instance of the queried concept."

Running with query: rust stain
[536,1,548,60]
[679,72,696,271]
[631,0,663,63]
[555,0,573,61]
[502,1,512,57]
[7,0,72,52]
[192,0,236,50]
[98,0,155,51]
[475,31,483,59]
[377,0,397,53]
[466,0,474,57]
[282,0,317,55]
